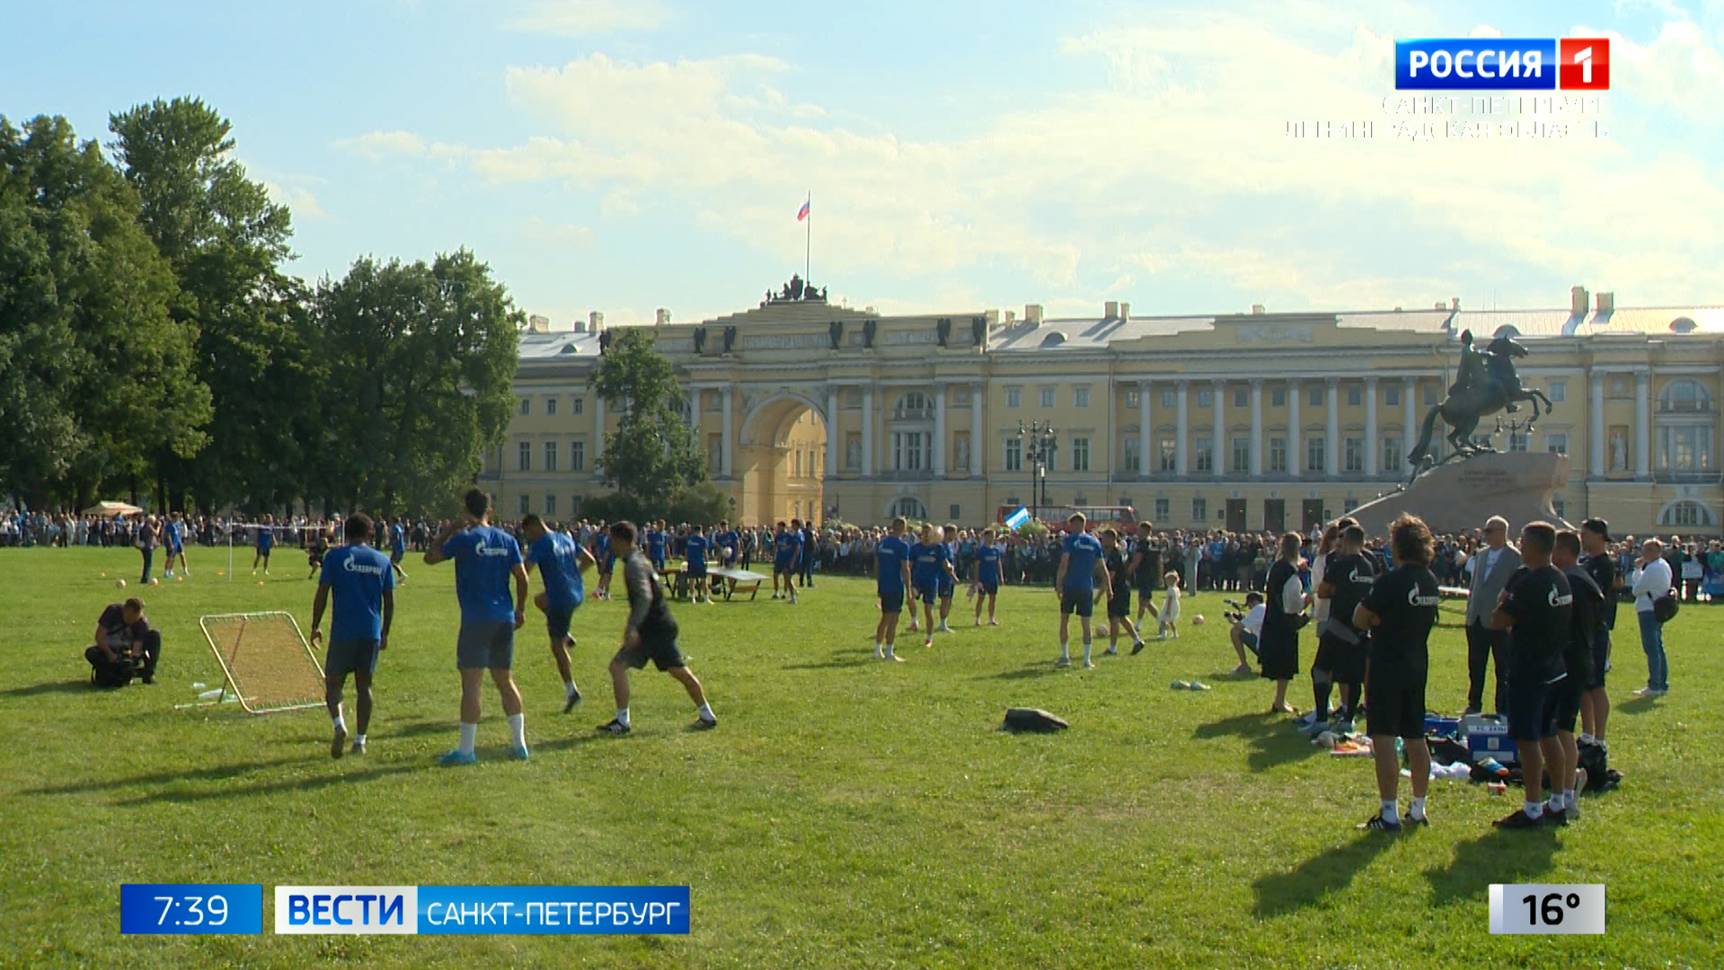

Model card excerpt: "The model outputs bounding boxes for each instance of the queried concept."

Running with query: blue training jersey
[1062,532,1104,592]
[257,526,273,551]
[321,543,395,642]
[685,535,709,567]
[910,541,949,586]
[976,544,1002,584]
[647,530,667,561]
[527,531,585,610]
[775,531,802,564]
[390,523,406,553]
[876,535,911,593]
[442,525,523,624]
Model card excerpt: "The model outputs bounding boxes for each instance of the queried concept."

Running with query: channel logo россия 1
[1395,38,1610,90]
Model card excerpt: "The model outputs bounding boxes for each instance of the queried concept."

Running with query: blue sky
[5,0,1722,326]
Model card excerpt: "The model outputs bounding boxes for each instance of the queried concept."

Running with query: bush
[664,482,730,525]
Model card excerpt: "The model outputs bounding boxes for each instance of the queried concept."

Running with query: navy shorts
[326,639,380,677]
[615,627,685,672]
[978,580,999,596]
[456,621,515,670]
[1061,587,1095,618]
[775,559,795,575]
[879,589,905,613]
[687,562,707,578]
[914,584,937,606]
[1588,629,1610,690]
[1365,679,1425,739]
[1507,680,1559,741]
[1107,592,1130,619]
[544,603,575,643]
[939,576,954,599]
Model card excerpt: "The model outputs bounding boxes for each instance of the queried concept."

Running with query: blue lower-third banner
[274,885,689,935]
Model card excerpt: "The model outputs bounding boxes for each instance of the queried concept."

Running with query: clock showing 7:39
[120,884,264,935]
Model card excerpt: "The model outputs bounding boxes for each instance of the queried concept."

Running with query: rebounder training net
[198,612,326,714]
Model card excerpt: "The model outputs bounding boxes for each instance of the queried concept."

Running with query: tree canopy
[592,327,706,511]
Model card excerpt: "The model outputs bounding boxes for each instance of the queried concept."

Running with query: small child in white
[1157,571,1182,639]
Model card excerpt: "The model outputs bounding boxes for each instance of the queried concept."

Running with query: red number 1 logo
[1559,38,1610,90]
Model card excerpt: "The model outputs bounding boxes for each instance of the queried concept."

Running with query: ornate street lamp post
[1017,420,1059,521]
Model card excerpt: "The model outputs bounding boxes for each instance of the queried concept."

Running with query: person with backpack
[1631,537,1673,698]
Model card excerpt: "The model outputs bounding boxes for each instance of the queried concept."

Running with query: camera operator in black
[86,598,160,687]
[1314,524,1377,731]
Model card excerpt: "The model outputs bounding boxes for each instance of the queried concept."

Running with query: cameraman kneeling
[86,598,160,687]
[1227,592,1265,675]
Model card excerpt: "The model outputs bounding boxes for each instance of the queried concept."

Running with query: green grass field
[3,547,1721,968]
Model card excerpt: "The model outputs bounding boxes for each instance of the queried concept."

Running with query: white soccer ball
[149,578,161,586]
[1192,614,1206,626]
[114,579,126,589]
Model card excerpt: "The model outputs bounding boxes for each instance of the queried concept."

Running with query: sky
[5,0,1722,328]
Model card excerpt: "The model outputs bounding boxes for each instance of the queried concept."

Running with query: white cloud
[333,129,428,160]
[504,0,670,36]
[262,178,328,221]
[521,215,593,247]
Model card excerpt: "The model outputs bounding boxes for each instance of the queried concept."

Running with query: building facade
[488,286,1723,535]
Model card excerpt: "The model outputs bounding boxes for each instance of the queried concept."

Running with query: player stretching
[874,517,913,661]
[772,520,802,603]
[308,514,396,759]
[165,512,190,579]
[523,513,597,713]
[1054,513,1107,669]
[597,521,716,734]
[387,517,409,584]
[972,527,1002,626]
[425,489,531,765]
[251,513,274,575]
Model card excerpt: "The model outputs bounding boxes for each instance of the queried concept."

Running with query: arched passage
[736,392,828,526]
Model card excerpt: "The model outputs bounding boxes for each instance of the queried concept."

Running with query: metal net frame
[197,611,326,714]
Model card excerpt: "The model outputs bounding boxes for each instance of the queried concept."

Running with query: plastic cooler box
[1461,713,1518,764]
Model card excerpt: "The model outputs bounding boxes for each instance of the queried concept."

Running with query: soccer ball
[1192,614,1206,625]
[149,578,161,586]
[100,571,108,578]
[256,581,266,587]
[176,575,185,583]
[114,579,126,589]
[215,569,225,577]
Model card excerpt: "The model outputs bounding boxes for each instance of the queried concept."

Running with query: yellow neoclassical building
[486,284,1723,535]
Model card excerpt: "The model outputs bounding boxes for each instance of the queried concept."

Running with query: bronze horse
[1406,334,1552,472]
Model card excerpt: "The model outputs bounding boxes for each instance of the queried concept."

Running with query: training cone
[256,580,266,587]
[1192,614,1206,625]
[100,571,108,578]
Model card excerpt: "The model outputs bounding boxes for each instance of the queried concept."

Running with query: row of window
[519,396,587,417]
[517,440,586,473]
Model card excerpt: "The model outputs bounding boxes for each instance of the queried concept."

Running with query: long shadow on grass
[980,662,1065,680]
[0,680,94,698]
[1424,827,1558,906]
[111,760,425,806]
[1615,696,1660,716]
[1192,712,1315,771]
[23,754,314,796]
[783,651,877,670]
[1253,832,1395,917]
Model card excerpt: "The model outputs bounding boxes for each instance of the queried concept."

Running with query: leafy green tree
[312,250,520,514]
[592,327,705,510]
[108,97,300,511]
[0,114,210,506]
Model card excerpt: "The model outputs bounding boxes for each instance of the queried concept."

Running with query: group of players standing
[307,489,715,764]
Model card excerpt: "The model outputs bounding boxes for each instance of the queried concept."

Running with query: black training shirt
[1501,564,1572,687]
[1362,564,1439,688]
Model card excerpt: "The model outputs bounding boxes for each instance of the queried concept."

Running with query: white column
[1211,379,1226,479]
[970,382,984,478]
[1589,371,1606,478]
[1325,378,1340,477]
[1364,376,1379,477]
[932,384,947,477]
[1635,370,1651,477]
[593,396,606,466]
[719,389,732,478]
[825,386,839,478]
[861,385,875,478]
[1138,380,1152,480]
[1249,380,1263,477]
[1287,380,1301,479]
[1174,381,1189,476]
[1403,377,1417,469]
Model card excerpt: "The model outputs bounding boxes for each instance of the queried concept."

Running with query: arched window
[1659,379,1711,414]
[893,392,932,419]
[1659,500,1715,529]
[890,496,928,521]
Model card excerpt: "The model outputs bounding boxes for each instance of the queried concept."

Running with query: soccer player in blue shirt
[714,519,740,598]
[972,527,1003,627]
[164,512,189,579]
[1054,512,1110,668]
[936,523,960,633]
[388,518,409,584]
[251,513,275,576]
[910,523,959,649]
[684,524,713,603]
[874,517,914,661]
[592,527,614,600]
[647,521,669,573]
[308,514,396,758]
[424,490,531,765]
[523,513,597,713]
[773,520,803,604]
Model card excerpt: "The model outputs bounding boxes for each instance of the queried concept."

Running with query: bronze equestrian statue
[1405,330,1552,476]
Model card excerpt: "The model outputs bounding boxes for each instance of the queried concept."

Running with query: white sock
[1380,799,1399,823]
[332,713,346,732]
[564,680,578,697]
[1524,799,1543,819]
[1409,796,1426,819]
[1563,788,1577,808]
[508,713,526,748]
[697,702,715,721]
[1082,640,1092,662]
[458,721,478,755]
[884,643,895,657]
[1059,638,1069,659]
[354,733,366,746]
[615,707,630,727]
[874,641,884,656]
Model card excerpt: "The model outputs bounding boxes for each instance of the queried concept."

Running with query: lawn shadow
[0,680,95,698]
[1191,712,1315,772]
[782,650,877,671]
[1253,831,1396,918]
[24,752,317,796]
[980,662,1065,681]
[1425,826,1559,906]
[113,760,426,806]
[1615,696,1661,716]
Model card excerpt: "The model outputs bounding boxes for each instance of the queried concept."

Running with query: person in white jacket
[1631,538,1673,697]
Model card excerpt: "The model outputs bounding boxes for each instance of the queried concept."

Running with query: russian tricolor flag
[796,196,810,221]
